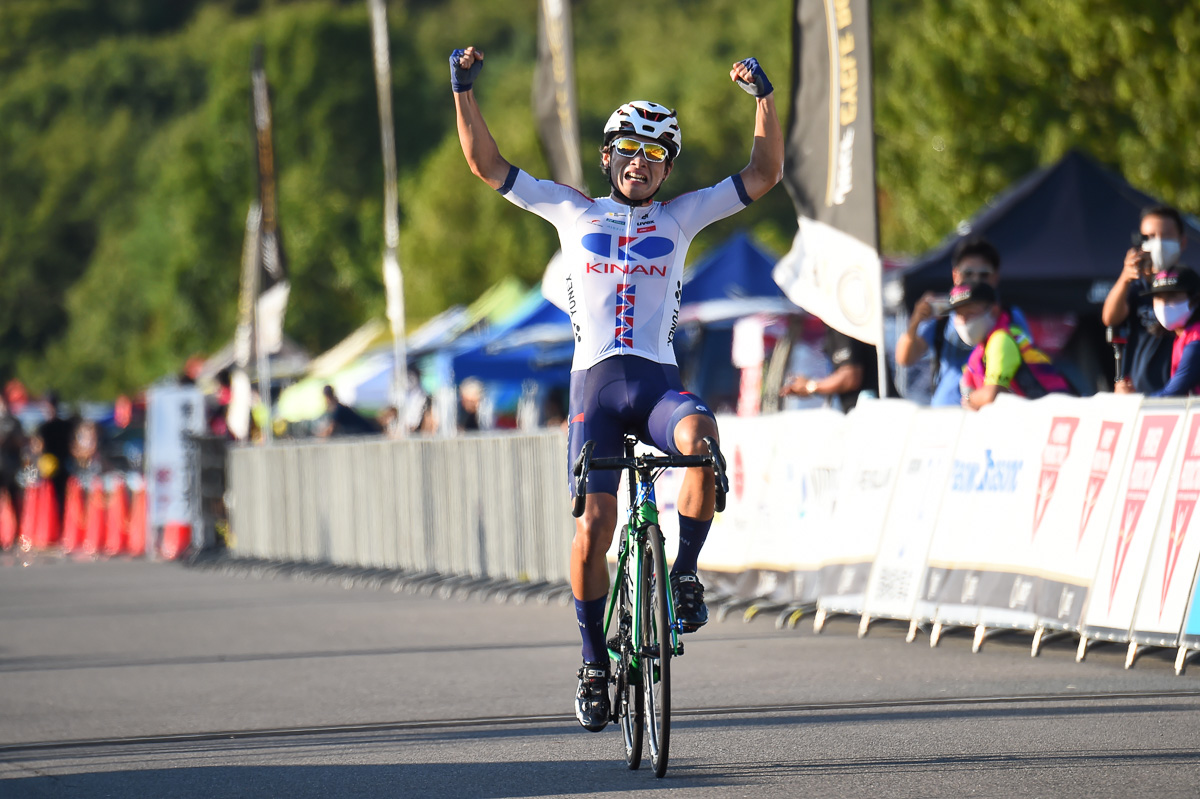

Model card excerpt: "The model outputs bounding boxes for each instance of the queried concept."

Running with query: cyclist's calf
[572,492,618,600]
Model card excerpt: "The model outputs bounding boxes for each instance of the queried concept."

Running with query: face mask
[1154,298,1193,331]
[953,311,996,347]
[1143,237,1182,270]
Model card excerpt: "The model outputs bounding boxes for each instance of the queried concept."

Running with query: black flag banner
[533,0,585,192]
[773,0,882,346]
[251,45,290,356]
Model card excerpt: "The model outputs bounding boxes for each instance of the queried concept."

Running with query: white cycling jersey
[499,166,752,371]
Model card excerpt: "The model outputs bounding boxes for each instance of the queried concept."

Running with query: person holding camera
[1101,205,1189,394]
[895,237,1030,405]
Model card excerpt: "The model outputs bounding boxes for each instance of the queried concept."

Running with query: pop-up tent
[900,150,1200,313]
[679,232,797,323]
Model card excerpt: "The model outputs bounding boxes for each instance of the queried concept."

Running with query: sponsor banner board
[146,385,206,533]
[922,396,1038,629]
[1130,406,1200,646]
[700,409,848,603]
[816,399,917,614]
[1082,402,1186,643]
[862,407,964,624]
[1027,394,1141,631]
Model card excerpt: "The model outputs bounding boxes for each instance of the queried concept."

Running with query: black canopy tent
[899,150,1200,314]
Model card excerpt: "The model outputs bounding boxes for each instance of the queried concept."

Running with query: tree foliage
[1,0,1196,397]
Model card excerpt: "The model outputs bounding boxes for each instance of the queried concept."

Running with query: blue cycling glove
[450,49,483,93]
[735,57,774,98]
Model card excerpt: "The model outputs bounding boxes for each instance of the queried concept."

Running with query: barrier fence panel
[227,431,574,584]
[1079,401,1187,659]
[814,399,918,631]
[860,406,963,637]
[1127,406,1200,665]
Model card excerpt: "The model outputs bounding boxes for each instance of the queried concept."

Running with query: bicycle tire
[643,523,671,778]
[616,567,643,769]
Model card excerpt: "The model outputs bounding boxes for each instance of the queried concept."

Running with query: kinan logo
[1160,416,1200,617]
[1108,415,1178,612]
[1032,417,1079,540]
[1078,421,1122,548]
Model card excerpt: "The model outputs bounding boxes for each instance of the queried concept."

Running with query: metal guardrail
[226,431,574,584]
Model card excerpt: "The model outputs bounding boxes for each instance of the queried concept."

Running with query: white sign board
[146,384,206,533]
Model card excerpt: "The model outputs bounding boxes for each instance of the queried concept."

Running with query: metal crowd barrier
[226,431,574,584]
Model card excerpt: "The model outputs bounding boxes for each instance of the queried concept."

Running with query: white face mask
[1154,298,1193,331]
[1143,237,1182,270]
[953,311,996,347]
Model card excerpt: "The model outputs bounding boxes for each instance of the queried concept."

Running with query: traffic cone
[34,482,60,549]
[161,522,191,560]
[18,482,39,552]
[103,478,128,557]
[0,491,15,550]
[81,478,106,556]
[127,483,147,558]
[61,478,85,553]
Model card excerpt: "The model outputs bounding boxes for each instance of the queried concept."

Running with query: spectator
[403,367,430,434]
[896,237,1031,405]
[780,327,882,413]
[317,385,381,437]
[950,284,1072,410]
[1101,205,1188,394]
[69,419,106,484]
[37,392,76,521]
[458,378,483,432]
[208,369,233,438]
[0,396,25,531]
[1140,267,1200,397]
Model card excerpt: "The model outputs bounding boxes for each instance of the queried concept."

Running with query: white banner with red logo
[816,399,918,615]
[861,407,964,625]
[1081,402,1187,643]
[1021,394,1142,632]
[1129,407,1200,646]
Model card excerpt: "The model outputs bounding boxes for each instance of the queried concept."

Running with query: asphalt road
[2,557,1199,798]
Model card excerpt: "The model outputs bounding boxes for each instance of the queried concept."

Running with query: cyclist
[450,45,783,731]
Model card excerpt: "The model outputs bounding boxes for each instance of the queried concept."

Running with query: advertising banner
[816,399,917,617]
[1026,394,1142,632]
[1081,403,1186,643]
[699,409,848,603]
[145,385,206,537]
[919,396,1040,631]
[775,0,881,345]
[1129,407,1200,647]
[861,407,963,626]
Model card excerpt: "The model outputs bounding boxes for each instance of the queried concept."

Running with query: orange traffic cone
[34,482,60,549]
[18,482,39,552]
[81,478,106,556]
[127,483,147,558]
[103,478,128,557]
[161,522,191,560]
[61,478,85,553]
[0,491,16,550]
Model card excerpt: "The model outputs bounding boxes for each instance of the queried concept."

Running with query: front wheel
[643,524,671,778]
[615,570,643,769]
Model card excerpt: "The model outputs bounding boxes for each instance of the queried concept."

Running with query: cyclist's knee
[673,414,718,456]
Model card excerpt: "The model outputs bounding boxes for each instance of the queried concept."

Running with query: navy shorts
[567,355,715,497]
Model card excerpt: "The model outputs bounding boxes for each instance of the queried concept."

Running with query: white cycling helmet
[603,101,681,159]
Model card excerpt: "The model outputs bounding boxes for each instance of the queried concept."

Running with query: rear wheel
[643,524,671,778]
[616,571,643,770]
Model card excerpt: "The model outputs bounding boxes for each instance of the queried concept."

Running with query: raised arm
[731,58,784,202]
[451,47,512,189]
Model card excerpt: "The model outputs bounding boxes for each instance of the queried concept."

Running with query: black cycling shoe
[575,661,611,732]
[671,571,709,632]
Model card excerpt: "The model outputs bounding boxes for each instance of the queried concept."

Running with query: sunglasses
[611,137,670,163]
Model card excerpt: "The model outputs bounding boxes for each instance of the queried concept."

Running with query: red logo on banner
[733,445,745,502]
[1109,415,1178,611]
[1078,421,1122,548]
[1032,417,1079,540]
[1161,417,1200,617]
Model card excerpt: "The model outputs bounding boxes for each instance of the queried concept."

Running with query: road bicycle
[572,434,728,778]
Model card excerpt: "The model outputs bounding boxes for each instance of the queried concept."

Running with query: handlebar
[571,436,729,518]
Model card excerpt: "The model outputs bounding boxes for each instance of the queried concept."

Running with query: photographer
[1101,205,1188,394]
[896,237,1030,406]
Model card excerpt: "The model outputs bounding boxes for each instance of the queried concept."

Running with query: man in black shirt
[781,328,881,413]
[36,392,76,522]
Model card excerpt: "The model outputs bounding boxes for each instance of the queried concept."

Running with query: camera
[1131,231,1153,273]
[927,294,952,317]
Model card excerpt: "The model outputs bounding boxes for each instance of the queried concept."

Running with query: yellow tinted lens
[613,138,641,157]
[641,142,668,161]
